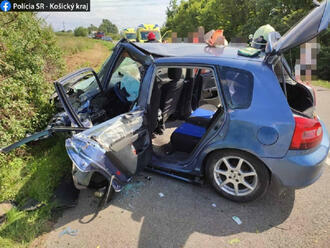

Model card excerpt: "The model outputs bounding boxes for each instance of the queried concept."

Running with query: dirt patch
[64,43,110,72]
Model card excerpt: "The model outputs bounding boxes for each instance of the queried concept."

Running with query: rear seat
[186,104,217,127]
[170,104,217,153]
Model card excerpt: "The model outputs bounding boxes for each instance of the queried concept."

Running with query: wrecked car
[2,1,329,202]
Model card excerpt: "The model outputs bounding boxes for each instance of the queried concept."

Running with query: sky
[38,0,171,31]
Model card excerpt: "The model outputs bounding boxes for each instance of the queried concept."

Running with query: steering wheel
[113,82,129,105]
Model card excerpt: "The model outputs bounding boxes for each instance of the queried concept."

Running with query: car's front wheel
[206,150,270,202]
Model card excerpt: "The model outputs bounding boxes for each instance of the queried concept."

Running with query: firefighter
[146,32,159,43]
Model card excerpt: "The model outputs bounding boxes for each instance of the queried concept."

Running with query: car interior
[58,51,224,164]
[273,57,315,118]
[148,66,223,162]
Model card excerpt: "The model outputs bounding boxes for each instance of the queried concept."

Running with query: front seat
[160,68,184,122]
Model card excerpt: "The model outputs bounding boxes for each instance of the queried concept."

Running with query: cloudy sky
[39,0,171,31]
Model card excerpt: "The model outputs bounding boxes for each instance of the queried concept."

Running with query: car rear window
[220,67,254,109]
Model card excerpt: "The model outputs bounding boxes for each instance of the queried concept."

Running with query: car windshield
[126,33,137,39]
[109,52,142,102]
[140,31,161,40]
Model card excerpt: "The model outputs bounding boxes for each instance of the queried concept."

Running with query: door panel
[106,128,151,176]
[66,109,152,178]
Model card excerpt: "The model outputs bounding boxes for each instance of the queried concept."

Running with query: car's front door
[65,42,154,185]
[66,108,152,180]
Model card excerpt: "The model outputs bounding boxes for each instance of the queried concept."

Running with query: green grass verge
[311,80,330,89]
[56,35,96,55]
[0,36,113,247]
[0,136,71,247]
[56,34,116,56]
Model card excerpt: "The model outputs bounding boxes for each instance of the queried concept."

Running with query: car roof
[133,42,265,62]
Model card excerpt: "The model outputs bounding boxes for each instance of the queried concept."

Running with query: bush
[0,13,64,149]
[74,26,88,37]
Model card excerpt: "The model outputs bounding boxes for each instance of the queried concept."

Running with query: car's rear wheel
[206,150,270,202]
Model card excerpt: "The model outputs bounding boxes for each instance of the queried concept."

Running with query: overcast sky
[38,0,171,31]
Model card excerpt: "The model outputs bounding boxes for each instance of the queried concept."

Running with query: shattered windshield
[109,52,142,102]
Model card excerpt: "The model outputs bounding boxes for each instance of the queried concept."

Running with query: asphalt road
[41,86,330,248]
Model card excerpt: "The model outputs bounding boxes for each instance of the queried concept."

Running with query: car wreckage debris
[19,198,44,212]
[59,226,78,237]
[232,216,242,225]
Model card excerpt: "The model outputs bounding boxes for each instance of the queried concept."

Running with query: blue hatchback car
[2,2,329,202]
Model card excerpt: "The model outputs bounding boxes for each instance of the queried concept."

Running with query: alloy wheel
[213,156,258,196]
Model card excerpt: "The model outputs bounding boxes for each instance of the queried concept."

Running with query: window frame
[218,66,254,110]
[148,63,225,110]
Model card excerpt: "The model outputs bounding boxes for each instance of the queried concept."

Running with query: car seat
[160,68,184,122]
[170,104,219,153]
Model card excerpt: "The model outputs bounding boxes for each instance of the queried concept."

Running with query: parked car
[94,31,105,39]
[102,36,113,42]
[2,2,329,202]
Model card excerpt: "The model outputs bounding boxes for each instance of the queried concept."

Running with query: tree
[164,0,329,80]
[87,24,98,34]
[98,19,118,34]
[74,26,88,37]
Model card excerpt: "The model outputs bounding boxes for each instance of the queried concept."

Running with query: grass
[56,33,116,56]
[56,35,97,56]
[0,136,71,247]
[0,36,114,248]
[311,79,330,89]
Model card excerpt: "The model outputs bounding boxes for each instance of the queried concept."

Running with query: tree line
[164,0,329,80]
[73,19,119,38]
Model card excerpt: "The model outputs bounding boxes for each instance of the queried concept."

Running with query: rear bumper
[262,122,329,188]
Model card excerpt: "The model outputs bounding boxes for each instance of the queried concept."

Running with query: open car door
[66,108,152,191]
[64,41,154,191]
[273,0,329,53]
[0,67,103,153]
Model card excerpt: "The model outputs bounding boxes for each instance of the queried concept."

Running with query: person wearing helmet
[146,32,159,43]
[251,24,275,51]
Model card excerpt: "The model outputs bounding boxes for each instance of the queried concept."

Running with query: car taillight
[290,116,323,150]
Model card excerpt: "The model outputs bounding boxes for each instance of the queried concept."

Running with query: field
[0,35,114,248]
[311,79,330,89]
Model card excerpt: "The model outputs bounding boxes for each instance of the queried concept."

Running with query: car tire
[206,150,270,202]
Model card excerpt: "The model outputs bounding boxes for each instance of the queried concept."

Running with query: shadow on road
[59,172,295,247]
[0,171,295,247]
[119,175,295,247]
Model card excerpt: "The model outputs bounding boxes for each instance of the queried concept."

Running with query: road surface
[39,86,330,248]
